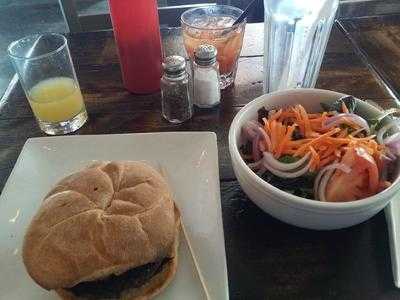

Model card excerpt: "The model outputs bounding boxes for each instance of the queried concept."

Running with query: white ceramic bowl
[229,89,400,230]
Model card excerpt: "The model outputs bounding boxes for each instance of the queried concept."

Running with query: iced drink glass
[181,5,246,89]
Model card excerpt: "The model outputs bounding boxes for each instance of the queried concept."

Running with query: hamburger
[22,161,180,299]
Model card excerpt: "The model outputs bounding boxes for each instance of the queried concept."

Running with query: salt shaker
[161,55,193,123]
[193,44,221,108]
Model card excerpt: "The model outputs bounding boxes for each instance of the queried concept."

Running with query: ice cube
[190,15,235,29]
[191,17,210,28]
[215,16,235,28]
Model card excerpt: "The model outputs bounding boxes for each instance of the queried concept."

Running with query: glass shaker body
[192,61,221,108]
[192,44,221,108]
[161,71,193,124]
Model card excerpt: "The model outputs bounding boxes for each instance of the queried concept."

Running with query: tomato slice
[325,147,379,202]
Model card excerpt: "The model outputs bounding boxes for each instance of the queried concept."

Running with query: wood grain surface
[1,19,400,299]
[339,15,400,104]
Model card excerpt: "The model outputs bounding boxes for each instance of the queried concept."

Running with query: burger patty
[67,257,172,299]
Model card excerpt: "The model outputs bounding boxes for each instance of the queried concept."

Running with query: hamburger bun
[22,161,180,299]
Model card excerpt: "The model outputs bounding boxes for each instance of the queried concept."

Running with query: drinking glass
[8,33,88,135]
[263,0,339,93]
[181,5,246,89]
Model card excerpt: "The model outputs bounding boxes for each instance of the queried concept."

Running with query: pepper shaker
[161,55,193,123]
[193,44,221,108]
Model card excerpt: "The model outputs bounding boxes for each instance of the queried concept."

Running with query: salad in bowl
[228,89,400,229]
[240,96,399,202]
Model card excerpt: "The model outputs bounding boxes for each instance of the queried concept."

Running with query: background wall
[0,0,399,100]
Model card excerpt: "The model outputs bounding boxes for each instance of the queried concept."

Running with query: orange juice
[28,77,85,123]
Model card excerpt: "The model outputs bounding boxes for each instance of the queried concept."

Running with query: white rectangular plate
[0,132,228,300]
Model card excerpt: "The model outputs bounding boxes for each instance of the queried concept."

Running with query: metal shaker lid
[162,55,186,75]
[194,44,218,66]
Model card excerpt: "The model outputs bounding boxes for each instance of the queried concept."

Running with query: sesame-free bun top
[22,161,178,291]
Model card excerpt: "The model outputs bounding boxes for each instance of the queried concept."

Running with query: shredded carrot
[349,135,377,141]
[274,122,282,155]
[319,145,328,151]
[308,113,324,119]
[292,106,305,136]
[320,145,337,159]
[263,119,270,135]
[275,125,296,158]
[320,155,337,167]
[298,105,314,138]
[309,146,320,172]
[249,103,385,173]
[280,123,287,144]
[287,139,313,145]
[269,109,282,121]
[293,128,341,157]
[278,112,296,121]
[270,120,277,152]
[325,137,351,145]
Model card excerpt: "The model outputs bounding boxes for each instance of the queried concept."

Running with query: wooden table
[2,18,400,299]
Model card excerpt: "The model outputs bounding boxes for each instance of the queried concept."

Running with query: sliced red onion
[242,120,261,140]
[243,121,272,161]
[386,141,400,156]
[243,126,257,140]
[259,142,266,152]
[313,163,351,201]
[256,165,267,176]
[385,149,397,160]
[263,152,311,171]
[380,154,394,182]
[377,120,400,144]
[249,120,262,127]
[323,113,370,134]
[252,133,261,162]
[256,126,272,152]
[262,158,312,178]
[247,159,262,170]
[318,169,335,202]
[384,132,400,145]
[379,154,389,181]
[381,153,395,162]
[381,130,400,156]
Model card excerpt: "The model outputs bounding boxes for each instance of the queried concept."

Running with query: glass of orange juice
[181,5,246,89]
[8,33,87,135]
